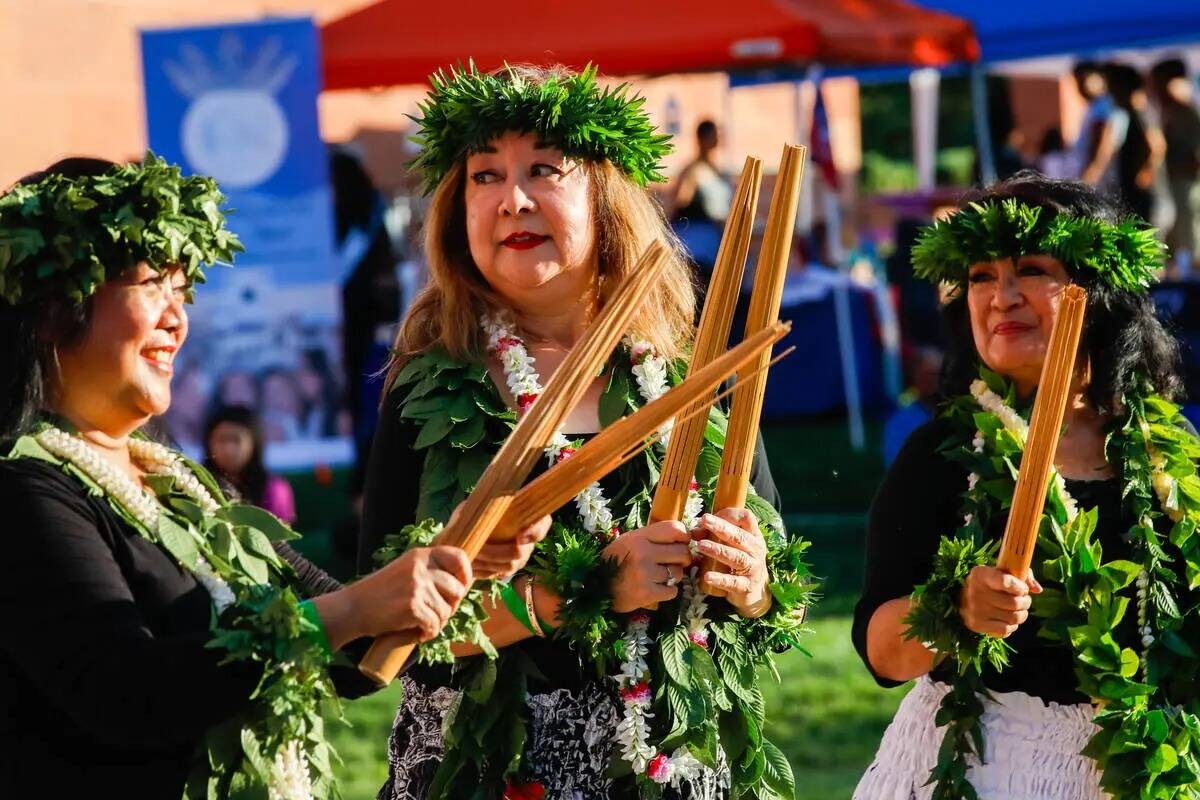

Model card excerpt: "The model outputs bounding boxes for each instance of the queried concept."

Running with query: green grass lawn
[329,681,403,799]
[303,419,911,798]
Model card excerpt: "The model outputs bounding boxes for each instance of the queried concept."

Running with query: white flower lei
[482,315,708,784]
[36,427,236,611]
[969,379,1079,523]
[34,426,312,800]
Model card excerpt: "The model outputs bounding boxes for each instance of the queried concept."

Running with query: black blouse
[851,417,1133,705]
[0,457,376,799]
[359,381,784,691]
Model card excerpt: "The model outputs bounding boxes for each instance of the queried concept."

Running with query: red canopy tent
[780,0,977,67]
[321,0,977,90]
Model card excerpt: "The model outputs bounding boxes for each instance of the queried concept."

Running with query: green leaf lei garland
[407,62,673,194]
[904,369,1200,799]
[375,347,817,799]
[0,152,243,306]
[911,198,1165,293]
[6,424,341,800]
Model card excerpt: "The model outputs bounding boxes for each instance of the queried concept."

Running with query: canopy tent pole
[794,74,815,234]
[971,64,997,185]
[828,190,865,451]
[802,63,865,452]
[909,67,940,190]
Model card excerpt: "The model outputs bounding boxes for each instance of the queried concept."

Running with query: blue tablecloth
[730,277,886,418]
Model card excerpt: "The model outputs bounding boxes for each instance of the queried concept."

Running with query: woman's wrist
[297,599,334,658]
[309,588,363,651]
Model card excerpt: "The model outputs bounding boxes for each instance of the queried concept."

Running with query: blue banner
[141,18,350,470]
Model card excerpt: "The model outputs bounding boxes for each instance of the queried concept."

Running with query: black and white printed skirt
[376,675,729,800]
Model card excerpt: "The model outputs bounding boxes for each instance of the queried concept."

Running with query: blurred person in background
[670,119,731,274]
[332,146,402,512]
[213,368,259,410]
[163,365,209,453]
[1072,61,1114,179]
[1150,58,1200,276]
[881,346,942,466]
[671,120,731,226]
[204,404,296,524]
[1037,127,1074,180]
[981,75,1030,182]
[259,367,304,442]
[885,217,943,352]
[296,347,343,439]
[1083,63,1164,222]
[779,222,832,303]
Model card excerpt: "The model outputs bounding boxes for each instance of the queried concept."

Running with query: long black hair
[0,157,117,444]
[939,172,1183,414]
[202,404,269,505]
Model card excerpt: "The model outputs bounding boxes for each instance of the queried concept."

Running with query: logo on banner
[165,36,296,189]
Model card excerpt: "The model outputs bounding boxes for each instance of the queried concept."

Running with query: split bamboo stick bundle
[686,144,809,589]
[711,144,807,516]
[996,284,1088,580]
[648,156,763,523]
[494,322,792,540]
[359,240,671,685]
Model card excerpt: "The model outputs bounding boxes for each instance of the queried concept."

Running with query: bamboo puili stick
[359,241,671,685]
[711,145,806,516]
[996,284,1088,580]
[648,156,763,523]
[494,322,791,540]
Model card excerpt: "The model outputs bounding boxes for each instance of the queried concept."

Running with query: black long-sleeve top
[851,418,1133,705]
[0,457,376,798]
[359,381,783,692]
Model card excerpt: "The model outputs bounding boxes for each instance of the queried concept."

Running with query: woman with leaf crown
[0,155,546,799]
[852,172,1200,800]
[358,63,814,799]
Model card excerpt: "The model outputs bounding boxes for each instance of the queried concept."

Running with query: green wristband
[500,580,538,636]
[298,600,333,659]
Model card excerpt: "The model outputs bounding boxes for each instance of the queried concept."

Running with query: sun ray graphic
[164,32,297,189]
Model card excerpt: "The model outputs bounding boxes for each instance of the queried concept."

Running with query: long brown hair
[387,66,696,388]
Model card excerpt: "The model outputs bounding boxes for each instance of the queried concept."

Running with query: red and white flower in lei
[482,314,709,785]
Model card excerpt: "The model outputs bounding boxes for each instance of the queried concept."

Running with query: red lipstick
[993,321,1034,336]
[502,232,549,251]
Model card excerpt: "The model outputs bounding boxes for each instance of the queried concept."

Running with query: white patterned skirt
[853,676,1108,800]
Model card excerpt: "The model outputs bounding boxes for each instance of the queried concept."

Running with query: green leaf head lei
[911,198,1165,294]
[407,61,674,194]
[0,152,243,306]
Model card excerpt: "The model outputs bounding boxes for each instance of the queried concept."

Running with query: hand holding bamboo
[996,284,1088,580]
